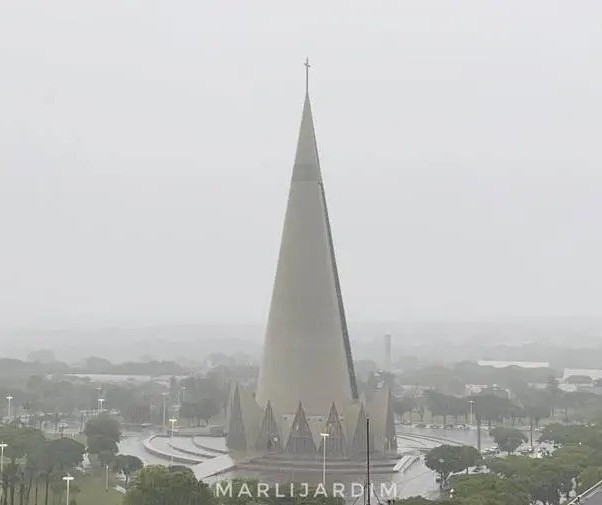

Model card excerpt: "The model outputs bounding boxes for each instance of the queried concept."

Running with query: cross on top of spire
[304,58,311,94]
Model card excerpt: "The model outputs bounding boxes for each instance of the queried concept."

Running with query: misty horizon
[2,2,602,332]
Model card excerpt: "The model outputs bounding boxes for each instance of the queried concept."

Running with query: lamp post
[468,400,474,425]
[320,433,329,485]
[6,396,13,422]
[63,474,74,505]
[95,387,102,415]
[162,393,168,431]
[437,458,445,488]
[0,442,6,475]
[169,418,178,464]
[105,464,109,492]
[98,398,105,414]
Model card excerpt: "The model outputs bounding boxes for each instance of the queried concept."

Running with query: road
[396,425,495,450]
[117,426,491,499]
[582,487,602,504]
[119,432,186,467]
[391,425,497,500]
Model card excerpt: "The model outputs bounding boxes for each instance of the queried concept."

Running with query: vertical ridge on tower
[255,64,358,415]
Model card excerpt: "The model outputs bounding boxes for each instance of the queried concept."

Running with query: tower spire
[304,57,311,95]
[255,68,359,417]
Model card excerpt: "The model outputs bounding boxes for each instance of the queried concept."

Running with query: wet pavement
[117,425,496,500]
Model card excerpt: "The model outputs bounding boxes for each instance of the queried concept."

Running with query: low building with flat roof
[478,360,550,369]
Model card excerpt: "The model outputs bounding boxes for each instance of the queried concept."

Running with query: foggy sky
[1,1,602,330]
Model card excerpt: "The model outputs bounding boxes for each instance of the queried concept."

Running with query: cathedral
[226,71,397,462]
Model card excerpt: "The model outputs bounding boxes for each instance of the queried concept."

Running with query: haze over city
[2,1,602,346]
[4,3,602,505]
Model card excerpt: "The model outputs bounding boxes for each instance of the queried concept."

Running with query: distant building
[478,360,550,369]
[465,384,487,396]
[465,384,510,399]
[562,368,602,382]
[558,369,602,396]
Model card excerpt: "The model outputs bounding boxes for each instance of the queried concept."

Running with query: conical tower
[255,68,358,416]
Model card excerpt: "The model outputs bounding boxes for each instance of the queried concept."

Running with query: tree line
[404,423,602,505]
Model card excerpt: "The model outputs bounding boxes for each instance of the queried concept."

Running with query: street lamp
[63,474,74,505]
[0,442,7,475]
[169,418,178,463]
[320,433,329,485]
[437,458,445,488]
[98,398,105,414]
[468,400,474,425]
[6,396,13,422]
[161,393,168,431]
[95,387,102,415]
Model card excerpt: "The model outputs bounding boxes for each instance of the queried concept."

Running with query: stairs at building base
[236,453,402,475]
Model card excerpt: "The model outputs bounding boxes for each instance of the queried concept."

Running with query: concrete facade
[255,92,357,416]
[226,89,396,460]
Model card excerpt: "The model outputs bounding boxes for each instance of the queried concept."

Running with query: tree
[426,392,467,426]
[399,366,465,394]
[87,434,118,457]
[44,438,85,471]
[113,455,143,486]
[394,397,417,423]
[198,398,219,425]
[425,445,477,487]
[26,438,85,505]
[486,444,597,505]
[180,402,201,426]
[469,395,516,429]
[488,456,533,482]
[451,475,530,505]
[27,350,57,363]
[84,415,121,444]
[0,425,45,463]
[539,423,591,447]
[521,389,552,428]
[181,398,220,427]
[98,450,116,468]
[81,356,112,372]
[124,465,214,505]
[84,415,121,465]
[490,427,527,455]
[105,386,139,420]
[459,446,481,474]
[0,428,47,505]
[546,376,562,417]
[578,467,602,492]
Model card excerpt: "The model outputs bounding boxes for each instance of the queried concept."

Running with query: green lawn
[72,470,124,505]
[28,471,123,505]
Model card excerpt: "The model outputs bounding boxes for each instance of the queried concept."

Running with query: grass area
[27,470,123,505]
[72,469,123,505]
